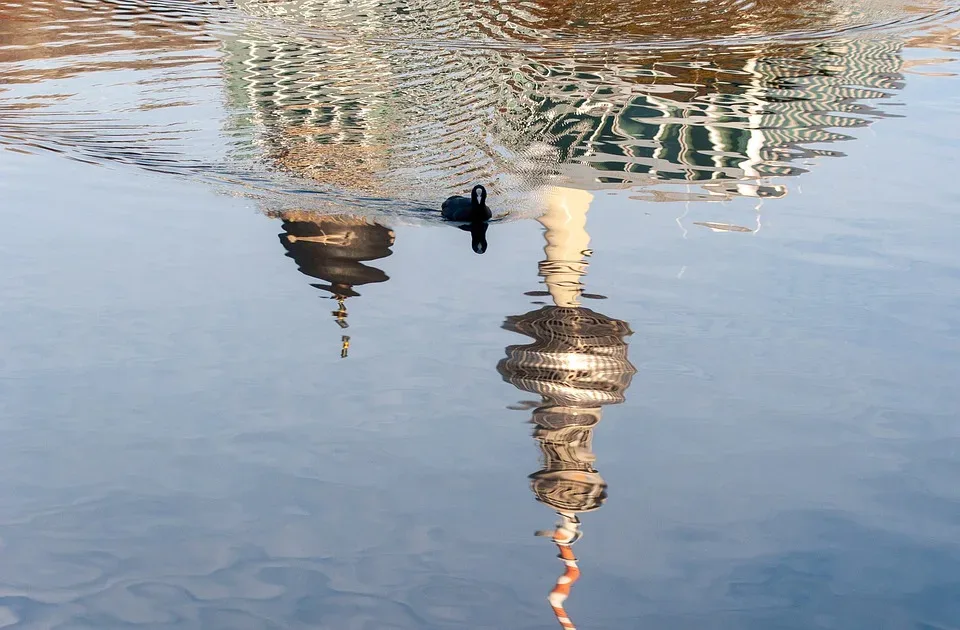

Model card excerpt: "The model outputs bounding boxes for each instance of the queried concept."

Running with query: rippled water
[2,0,960,628]
[4,0,959,211]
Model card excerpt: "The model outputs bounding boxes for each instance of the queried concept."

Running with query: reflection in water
[694,220,757,234]
[499,189,636,628]
[0,0,214,76]
[1,0,956,208]
[2,1,960,627]
[219,0,919,206]
[275,212,395,357]
[459,222,489,255]
[0,0,219,173]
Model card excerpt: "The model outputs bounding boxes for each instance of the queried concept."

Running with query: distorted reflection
[498,187,636,628]
[0,0,213,78]
[220,0,913,204]
[694,220,756,234]
[0,0,218,171]
[3,0,952,209]
[275,211,395,357]
[459,222,489,255]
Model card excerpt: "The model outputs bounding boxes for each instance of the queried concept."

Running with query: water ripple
[1,0,959,214]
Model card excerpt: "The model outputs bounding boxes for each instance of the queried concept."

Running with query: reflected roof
[276,212,395,298]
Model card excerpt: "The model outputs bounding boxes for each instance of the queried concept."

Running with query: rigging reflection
[274,211,395,357]
[498,188,636,629]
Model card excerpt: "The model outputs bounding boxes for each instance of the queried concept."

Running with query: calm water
[3,0,960,628]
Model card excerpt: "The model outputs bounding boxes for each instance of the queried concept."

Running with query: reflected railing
[498,187,636,628]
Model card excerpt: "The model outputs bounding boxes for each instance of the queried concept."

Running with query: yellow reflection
[537,187,594,308]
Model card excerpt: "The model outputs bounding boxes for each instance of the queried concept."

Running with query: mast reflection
[498,188,636,629]
[275,211,395,357]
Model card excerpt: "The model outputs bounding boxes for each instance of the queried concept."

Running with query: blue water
[2,1,960,628]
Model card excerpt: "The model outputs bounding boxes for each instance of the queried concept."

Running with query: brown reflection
[0,0,220,172]
[274,211,395,358]
[0,0,214,81]
[498,188,635,628]
[467,0,836,41]
[233,0,874,44]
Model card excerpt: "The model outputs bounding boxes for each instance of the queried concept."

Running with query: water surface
[2,0,960,628]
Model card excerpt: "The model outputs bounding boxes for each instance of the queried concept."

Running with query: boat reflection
[498,188,636,628]
[274,211,395,357]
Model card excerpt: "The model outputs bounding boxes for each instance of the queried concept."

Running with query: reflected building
[275,211,395,357]
[518,38,904,200]
[498,188,636,629]
[218,0,911,205]
[0,0,942,205]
